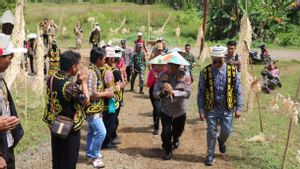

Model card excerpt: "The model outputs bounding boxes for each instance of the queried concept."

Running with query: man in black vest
[0,42,24,169]
[198,45,243,166]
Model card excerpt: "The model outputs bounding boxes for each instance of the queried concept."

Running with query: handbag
[49,75,74,139]
[108,98,116,114]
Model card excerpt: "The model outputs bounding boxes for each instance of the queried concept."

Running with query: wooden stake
[148,10,150,41]
[256,93,264,132]
[200,0,208,55]
[24,70,28,129]
[295,77,300,98]
[281,118,293,169]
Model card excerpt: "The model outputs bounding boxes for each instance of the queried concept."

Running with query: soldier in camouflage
[130,43,146,94]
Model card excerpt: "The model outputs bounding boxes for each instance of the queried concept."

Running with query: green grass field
[24,2,200,48]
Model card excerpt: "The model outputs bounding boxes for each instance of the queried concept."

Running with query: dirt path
[16,83,234,169]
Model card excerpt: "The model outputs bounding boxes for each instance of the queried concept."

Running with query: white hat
[1,10,14,25]
[107,40,112,46]
[137,32,142,36]
[105,47,115,58]
[27,33,38,39]
[211,45,227,58]
[0,33,27,55]
[114,45,123,52]
[95,25,101,31]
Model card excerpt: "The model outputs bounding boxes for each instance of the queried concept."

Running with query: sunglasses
[213,60,223,65]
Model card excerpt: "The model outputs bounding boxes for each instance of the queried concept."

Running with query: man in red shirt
[134,32,148,55]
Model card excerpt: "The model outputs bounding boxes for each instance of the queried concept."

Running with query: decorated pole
[200,0,208,55]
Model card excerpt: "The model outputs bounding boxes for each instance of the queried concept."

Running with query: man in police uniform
[197,45,243,166]
[153,54,191,160]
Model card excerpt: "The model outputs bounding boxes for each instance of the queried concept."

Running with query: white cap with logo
[211,45,227,58]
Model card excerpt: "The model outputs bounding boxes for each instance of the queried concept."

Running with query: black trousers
[161,113,186,151]
[112,107,121,139]
[7,148,15,169]
[126,66,132,82]
[103,110,116,145]
[28,54,34,73]
[51,130,81,169]
[149,86,160,130]
[43,33,49,46]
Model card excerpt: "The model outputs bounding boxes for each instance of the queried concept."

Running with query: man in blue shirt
[197,45,243,166]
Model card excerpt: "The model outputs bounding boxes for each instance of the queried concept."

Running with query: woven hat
[167,51,190,66]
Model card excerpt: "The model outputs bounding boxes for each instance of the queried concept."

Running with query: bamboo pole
[24,70,28,129]
[200,0,208,55]
[255,93,263,132]
[5,0,26,89]
[281,118,294,169]
[148,10,150,41]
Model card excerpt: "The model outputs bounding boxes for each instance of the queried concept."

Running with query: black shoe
[152,129,159,135]
[204,154,216,166]
[112,136,121,145]
[163,149,172,160]
[173,138,180,149]
[102,143,118,149]
[139,89,144,94]
[217,137,226,154]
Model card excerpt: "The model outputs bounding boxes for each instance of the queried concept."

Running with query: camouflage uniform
[130,51,146,93]
[183,53,195,81]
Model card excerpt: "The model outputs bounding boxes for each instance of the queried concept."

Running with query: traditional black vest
[203,64,237,111]
[43,72,85,131]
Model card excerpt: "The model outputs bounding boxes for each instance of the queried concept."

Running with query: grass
[189,60,300,169]
[10,76,50,154]
[23,2,200,48]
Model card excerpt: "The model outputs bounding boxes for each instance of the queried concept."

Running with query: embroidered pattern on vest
[86,65,105,114]
[203,64,236,111]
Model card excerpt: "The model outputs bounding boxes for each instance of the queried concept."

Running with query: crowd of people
[0,10,244,169]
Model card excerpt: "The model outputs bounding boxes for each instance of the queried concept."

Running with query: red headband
[0,48,3,56]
